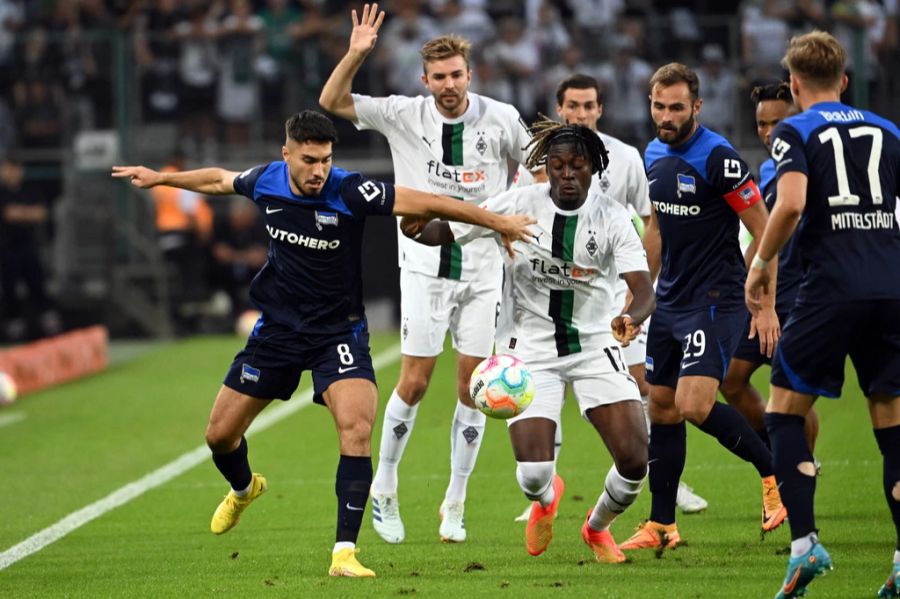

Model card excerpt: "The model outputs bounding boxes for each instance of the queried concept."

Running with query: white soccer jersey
[450,183,649,364]
[513,130,650,322]
[353,92,532,281]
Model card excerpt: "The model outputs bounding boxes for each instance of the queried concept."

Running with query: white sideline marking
[0,343,402,572]
[0,412,26,429]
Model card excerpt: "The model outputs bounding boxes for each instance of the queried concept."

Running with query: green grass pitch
[0,333,892,597]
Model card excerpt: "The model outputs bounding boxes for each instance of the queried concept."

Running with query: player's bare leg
[509,417,564,556]
[722,357,821,455]
[371,354,437,543]
[438,352,488,543]
[765,386,831,597]
[206,386,272,535]
[323,377,378,577]
[583,400,648,563]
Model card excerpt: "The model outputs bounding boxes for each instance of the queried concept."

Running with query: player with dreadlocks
[401,116,656,562]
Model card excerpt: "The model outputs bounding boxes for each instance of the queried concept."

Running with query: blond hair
[782,31,846,91]
[648,63,701,101]
[420,35,471,73]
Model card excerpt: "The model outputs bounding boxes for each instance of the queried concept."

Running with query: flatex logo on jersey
[425,160,488,196]
[529,258,597,287]
[266,225,340,250]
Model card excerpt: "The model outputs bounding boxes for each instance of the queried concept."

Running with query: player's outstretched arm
[318,3,385,123]
[111,165,240,195]
[393,187,534,257]
[612,270,655,347]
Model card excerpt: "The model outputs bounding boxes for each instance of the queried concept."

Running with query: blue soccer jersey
[645,126,763,310]
[232,163,395,335]
[770,101,900,303]
[759,158,802,313]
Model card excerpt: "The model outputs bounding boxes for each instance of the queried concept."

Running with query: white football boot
[439,499,466,543]
[371,492,405,543]
[676,481,709,514]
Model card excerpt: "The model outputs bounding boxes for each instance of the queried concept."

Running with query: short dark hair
[284,110,339,145]
[555,74,603,106]
[750,82,792,106]
[649,63,700,101]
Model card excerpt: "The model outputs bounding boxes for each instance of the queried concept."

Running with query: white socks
[372,389,419,494]
[516,461,556,507]
[333,541,355,552]
[233,481,252,497]
[588,465,646,531]
[445,402,486,503]
[894,549,900,563]
[791,532,818,558]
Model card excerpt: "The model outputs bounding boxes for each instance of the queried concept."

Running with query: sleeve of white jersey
[351,94,407,132]
[625,146,651,217]
[448,188,517,245]
[608,202,649,275]
[506,106,533,167]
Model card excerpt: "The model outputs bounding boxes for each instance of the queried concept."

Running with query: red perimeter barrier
[0,326,109,395]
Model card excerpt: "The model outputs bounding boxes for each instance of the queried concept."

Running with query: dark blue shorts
[730,308,792,366]
[771,299,900,398]
[223,315,375,404]
[645,305,746,389]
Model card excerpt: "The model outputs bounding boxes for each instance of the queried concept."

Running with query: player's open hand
[111,165,162,188]
[611,314,641,347]
[749,305,780,358]
[496,214,535,258]
[349,3,385,56]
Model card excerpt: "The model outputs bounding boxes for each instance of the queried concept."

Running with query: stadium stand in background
[0,0,897,339]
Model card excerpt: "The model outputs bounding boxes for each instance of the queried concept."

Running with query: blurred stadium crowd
[0,0,898,340]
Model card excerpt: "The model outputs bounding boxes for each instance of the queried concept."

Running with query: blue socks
[766,412,816,540]
[336,455,373,543]
[698,402,774,477]
[648,422,686,525]
[212,436,252,492]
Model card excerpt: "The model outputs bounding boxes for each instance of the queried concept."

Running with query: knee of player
[676,401,711,426]
[796,461,818,477]
[718,376,743,400]
[516,461,555,498]
[615,452,648,481]
[396,376,430,404]
[339,417,373,444]
[205,427,240,454]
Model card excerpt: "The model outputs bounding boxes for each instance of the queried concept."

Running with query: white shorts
[622,326,648,367]
[399,269,501,358]
[507,346,641,428]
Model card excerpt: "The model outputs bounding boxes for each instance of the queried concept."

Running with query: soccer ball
[0,372,17,406]
[235,309,262,338]
[469,354,534,419]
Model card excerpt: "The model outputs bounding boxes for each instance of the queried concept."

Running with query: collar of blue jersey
[253,162,353,216]
[663,125,707,155]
